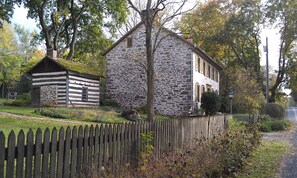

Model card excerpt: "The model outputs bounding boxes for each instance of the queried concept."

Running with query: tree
[0,0,21,27]
[265,0,297,102]
[14,24,39,62]
[177,0,264,95]
[228,67,265,115]
[72,23,113,77]
[0,21,21,97]
[0,22,40,97]
[127,0,193,120]
[177,0,228,62]
[22,0,127,60]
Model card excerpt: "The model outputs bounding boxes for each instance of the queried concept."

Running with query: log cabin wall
[31,71,67,107]
[67,72,100,107]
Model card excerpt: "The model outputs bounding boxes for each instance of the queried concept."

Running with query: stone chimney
[47,49,57,59]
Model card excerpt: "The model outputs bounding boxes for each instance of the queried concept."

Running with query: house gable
[28,57,66,74]
[103,22,222,71]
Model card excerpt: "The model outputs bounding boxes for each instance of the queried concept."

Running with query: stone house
[27,51,100,107]
[103,22,222,116]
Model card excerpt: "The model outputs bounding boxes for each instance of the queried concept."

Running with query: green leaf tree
[0,0,21,27]
[177,0,264,95]
[265,0,297,102]
[22,0,127,60]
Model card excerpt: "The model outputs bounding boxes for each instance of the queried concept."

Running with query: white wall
[192,52,220,109]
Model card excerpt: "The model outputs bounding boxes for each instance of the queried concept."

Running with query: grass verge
[238,141,291,178]
[0,115,83,136]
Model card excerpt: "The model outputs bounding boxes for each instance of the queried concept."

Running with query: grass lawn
[0,99,171,123]
[238,141,291,178]
[0,105,39,116]
[0,115,83,136]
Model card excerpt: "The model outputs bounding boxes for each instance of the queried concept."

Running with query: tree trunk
[146,22,155,121]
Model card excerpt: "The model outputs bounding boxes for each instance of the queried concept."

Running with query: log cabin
[27,51,100,108]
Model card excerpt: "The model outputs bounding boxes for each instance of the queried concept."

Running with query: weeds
[95,124,261,178]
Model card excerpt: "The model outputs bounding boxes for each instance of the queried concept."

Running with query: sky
[11,2,280,71]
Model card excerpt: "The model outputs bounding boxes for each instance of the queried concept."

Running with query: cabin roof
[27,56,101,78]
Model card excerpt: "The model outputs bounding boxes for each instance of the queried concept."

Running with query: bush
[219,96,230,113]
[201,92,221,116]
[265,103,285,119]
[35,107,126,123]
[100,124,261,178]
[258,122,272,132]
[258,120,291,132]
[258,114,273,122]
[271,120,291,131]
[100,99,120,107]
[3,93,31,107]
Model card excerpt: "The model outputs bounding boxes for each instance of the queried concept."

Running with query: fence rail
[0,115,227,178]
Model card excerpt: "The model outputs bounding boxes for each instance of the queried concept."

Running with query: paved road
[286,107,297,122]
[281,107,297,177]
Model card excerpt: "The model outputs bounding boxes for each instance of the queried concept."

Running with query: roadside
[278,124,297,178]
[262,124,297,178]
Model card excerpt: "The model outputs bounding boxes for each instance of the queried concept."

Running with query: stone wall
[40,85,58,106]
[106,25,193,116]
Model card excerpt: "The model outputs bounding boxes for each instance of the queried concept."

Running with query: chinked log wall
[67,71,100,107]
[32,71,67,106]
[32,71,100,108]
[0,115,227,178]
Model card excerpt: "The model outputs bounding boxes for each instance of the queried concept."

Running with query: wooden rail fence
[0,115,226,178]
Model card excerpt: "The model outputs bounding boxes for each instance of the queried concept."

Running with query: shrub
[99,124,261,178]
[201,92,221,116]
[219,96,230,113]
[35,108,126,123]
[258,114,273,122]
[258,120,291,132]
[258,122,272,132]
[265,103,285,119]
[100,99,120,107]
[3,93,31,107]
[270,120,291,131]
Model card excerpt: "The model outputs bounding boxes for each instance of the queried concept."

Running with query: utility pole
[265,37,269,104]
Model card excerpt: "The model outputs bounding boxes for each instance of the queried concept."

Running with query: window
[203,62,205,75]
[208,65,211,78]
[82,87,88,102]
[127,37,133,48]
[212,68,215,80]
[195,56,198,71]
[202,85,205,94]
[207,84,212,92]
[198,58,201,73]
[196,84,200,101]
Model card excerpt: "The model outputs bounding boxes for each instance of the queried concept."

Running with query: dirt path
[0,111,88,125]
